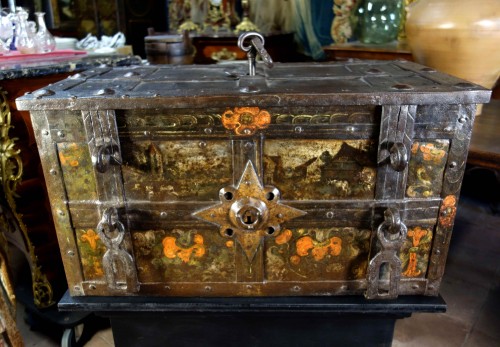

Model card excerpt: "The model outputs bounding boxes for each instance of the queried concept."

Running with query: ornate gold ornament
[221,107,271,135]
[0,89,53,308]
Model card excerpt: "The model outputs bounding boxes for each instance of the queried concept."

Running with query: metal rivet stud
[291,285,301,292]
[199,141,207,149]
[449,161,457,169]
[165,285,171,290]
[205,286,212,292]
[428,285,435,291]
[67,250,75,256]
[74,286,81,291]
[294,126,303,134]
[42,130,49,135]
[458,116,468,124]
[96,88,115,96]
[435,249,441,255]
[50,169,57,175]
[204,128,213,134]
[89,284,96,290]
[144,130,151,136]
[326,211,334,219]
[243,129,252,135]
[58,210,65,216]
[57,131,65,138]
[160,212,168,218]
[246,285,253,290]
[412,284,419,289]
[391,84,413,90]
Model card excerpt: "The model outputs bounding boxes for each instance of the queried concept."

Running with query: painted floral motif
[162,234,205,263]
[412,142,446,164]
[400,226,433,278]
[439,195,457,228]
[133,229,235,282]
[77,229,106,279]
[81,229,100,250]
[294,236,342,262]
[221,107,271,135]
[265,228,371,281]
[58,144,81,167]
[407,141,449,198]
[58,143,97,201]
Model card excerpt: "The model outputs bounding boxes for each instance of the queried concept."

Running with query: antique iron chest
[16,54,490,299]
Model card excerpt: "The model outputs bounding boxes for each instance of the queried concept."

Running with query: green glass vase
[357,0,403,44]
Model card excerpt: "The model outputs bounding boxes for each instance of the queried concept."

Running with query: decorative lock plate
[193,161,306,262]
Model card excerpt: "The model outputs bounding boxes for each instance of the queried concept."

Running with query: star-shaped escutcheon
[193,161,306,262]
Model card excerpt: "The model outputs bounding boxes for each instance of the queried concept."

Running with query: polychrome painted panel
[263,140,377,200]
[265,227,371,282]
[121,140,232,201]
[407,140,449,198]
[400,226,433,278]
[76,228,106,281]
[132,228,236,283]
[57,143,97,201]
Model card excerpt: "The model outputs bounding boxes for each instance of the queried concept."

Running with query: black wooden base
[59,293,446,347]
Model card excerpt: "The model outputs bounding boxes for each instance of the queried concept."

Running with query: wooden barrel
[144,32,195,65]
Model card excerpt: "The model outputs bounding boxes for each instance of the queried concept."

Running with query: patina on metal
[16,34,491,299]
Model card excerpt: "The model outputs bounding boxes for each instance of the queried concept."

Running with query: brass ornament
[193,161,306,262]
[221,107,271,135]
[0,89,53,308]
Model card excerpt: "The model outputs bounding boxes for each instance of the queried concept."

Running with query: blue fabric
[291,0,330,60]
[311,0,334,46]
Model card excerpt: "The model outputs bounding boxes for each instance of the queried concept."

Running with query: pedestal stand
[59,292,446,347]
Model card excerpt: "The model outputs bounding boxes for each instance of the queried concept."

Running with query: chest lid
[16,60,490,111]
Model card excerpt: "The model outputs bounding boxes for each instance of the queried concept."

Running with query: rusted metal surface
[16,57,490,299]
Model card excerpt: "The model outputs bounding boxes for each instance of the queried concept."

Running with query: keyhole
[243,209,257,224]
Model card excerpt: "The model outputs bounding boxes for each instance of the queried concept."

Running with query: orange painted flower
[419,143,446,163]
[58,143,81,167]
[94,261,104,277]
[407,227,428,247]
[162,234,206,263]
[411,142,419,154]
[312,246,328,261]
[295,235,342,261]
[439,195,457,228]
[81,229,100,250]
[221,107,271,135]
[275,229,292,245]
[402,252,421,277]
[290,255,301,265]
[296,236,314,256]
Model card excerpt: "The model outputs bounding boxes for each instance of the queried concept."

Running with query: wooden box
[16,60,490,299]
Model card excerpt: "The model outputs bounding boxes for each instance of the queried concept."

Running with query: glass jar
[14,7,36,53]
[34,12,56,53]
[357,0,403,44]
